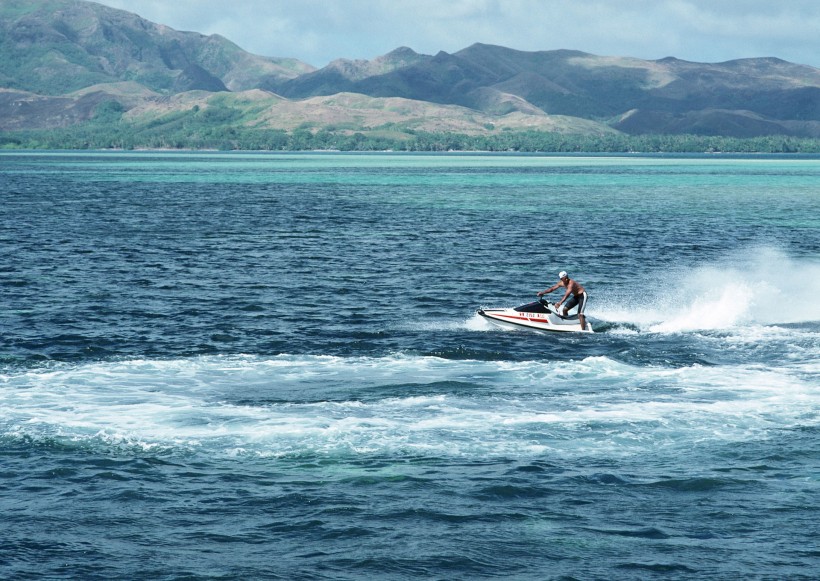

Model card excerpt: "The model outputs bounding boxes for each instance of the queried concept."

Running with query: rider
[537,271,589,331]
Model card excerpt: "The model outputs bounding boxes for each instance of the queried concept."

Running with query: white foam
[2,354,818,459]
[649,283,754,332]
[465,313,494,331]
[596,246,820,333]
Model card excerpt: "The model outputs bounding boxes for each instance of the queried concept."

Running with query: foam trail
[2,354,818,459]
[596,247,820,332]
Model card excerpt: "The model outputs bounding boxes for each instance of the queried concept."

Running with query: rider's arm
[538,283,560,296]
[556,287,572,306]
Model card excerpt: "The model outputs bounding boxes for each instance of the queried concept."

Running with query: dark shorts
[565,292,588,314]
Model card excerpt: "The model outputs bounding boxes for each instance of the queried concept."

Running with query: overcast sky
[94,0,820,69]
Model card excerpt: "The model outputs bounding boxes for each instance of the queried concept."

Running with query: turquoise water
[2,152,819,579]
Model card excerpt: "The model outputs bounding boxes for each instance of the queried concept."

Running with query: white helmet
[559,271,568,279]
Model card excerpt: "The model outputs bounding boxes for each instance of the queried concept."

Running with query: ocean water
[1,151,819,579]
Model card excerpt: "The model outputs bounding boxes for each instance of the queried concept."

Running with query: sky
[93,0,820,69]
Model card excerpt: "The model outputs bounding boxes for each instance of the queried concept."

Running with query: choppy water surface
[2,152,819,579]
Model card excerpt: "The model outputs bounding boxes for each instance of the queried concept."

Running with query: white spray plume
[597,246,820,332]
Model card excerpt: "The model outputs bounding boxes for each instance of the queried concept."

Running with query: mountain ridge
[2,0,820,141]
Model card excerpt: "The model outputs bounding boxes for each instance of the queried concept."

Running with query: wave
[594,246,820,333]
[2,353,817,459]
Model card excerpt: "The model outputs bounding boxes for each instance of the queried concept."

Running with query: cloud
[94,0,820,67]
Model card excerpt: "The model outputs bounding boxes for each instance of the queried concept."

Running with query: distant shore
[3,128,820,154]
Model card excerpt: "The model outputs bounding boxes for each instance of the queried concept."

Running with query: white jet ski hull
[477,299,593,333]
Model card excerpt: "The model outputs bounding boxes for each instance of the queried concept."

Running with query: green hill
[2,0,820,150]
[0,0,313,96]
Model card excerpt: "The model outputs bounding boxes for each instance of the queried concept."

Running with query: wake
[594,246,820,333]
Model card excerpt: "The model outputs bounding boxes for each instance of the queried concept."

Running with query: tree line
[2,100,819,153]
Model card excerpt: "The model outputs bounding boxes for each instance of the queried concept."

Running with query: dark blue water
[2,152,819,579]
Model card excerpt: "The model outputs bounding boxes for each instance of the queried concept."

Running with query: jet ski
[478,297,593,333]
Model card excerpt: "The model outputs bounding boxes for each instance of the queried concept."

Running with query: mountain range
[2,0,820,139]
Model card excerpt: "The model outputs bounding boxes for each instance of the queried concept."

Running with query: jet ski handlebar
[538,297,561,314]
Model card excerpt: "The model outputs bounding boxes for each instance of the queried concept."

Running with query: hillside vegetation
[2,0,820,151]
